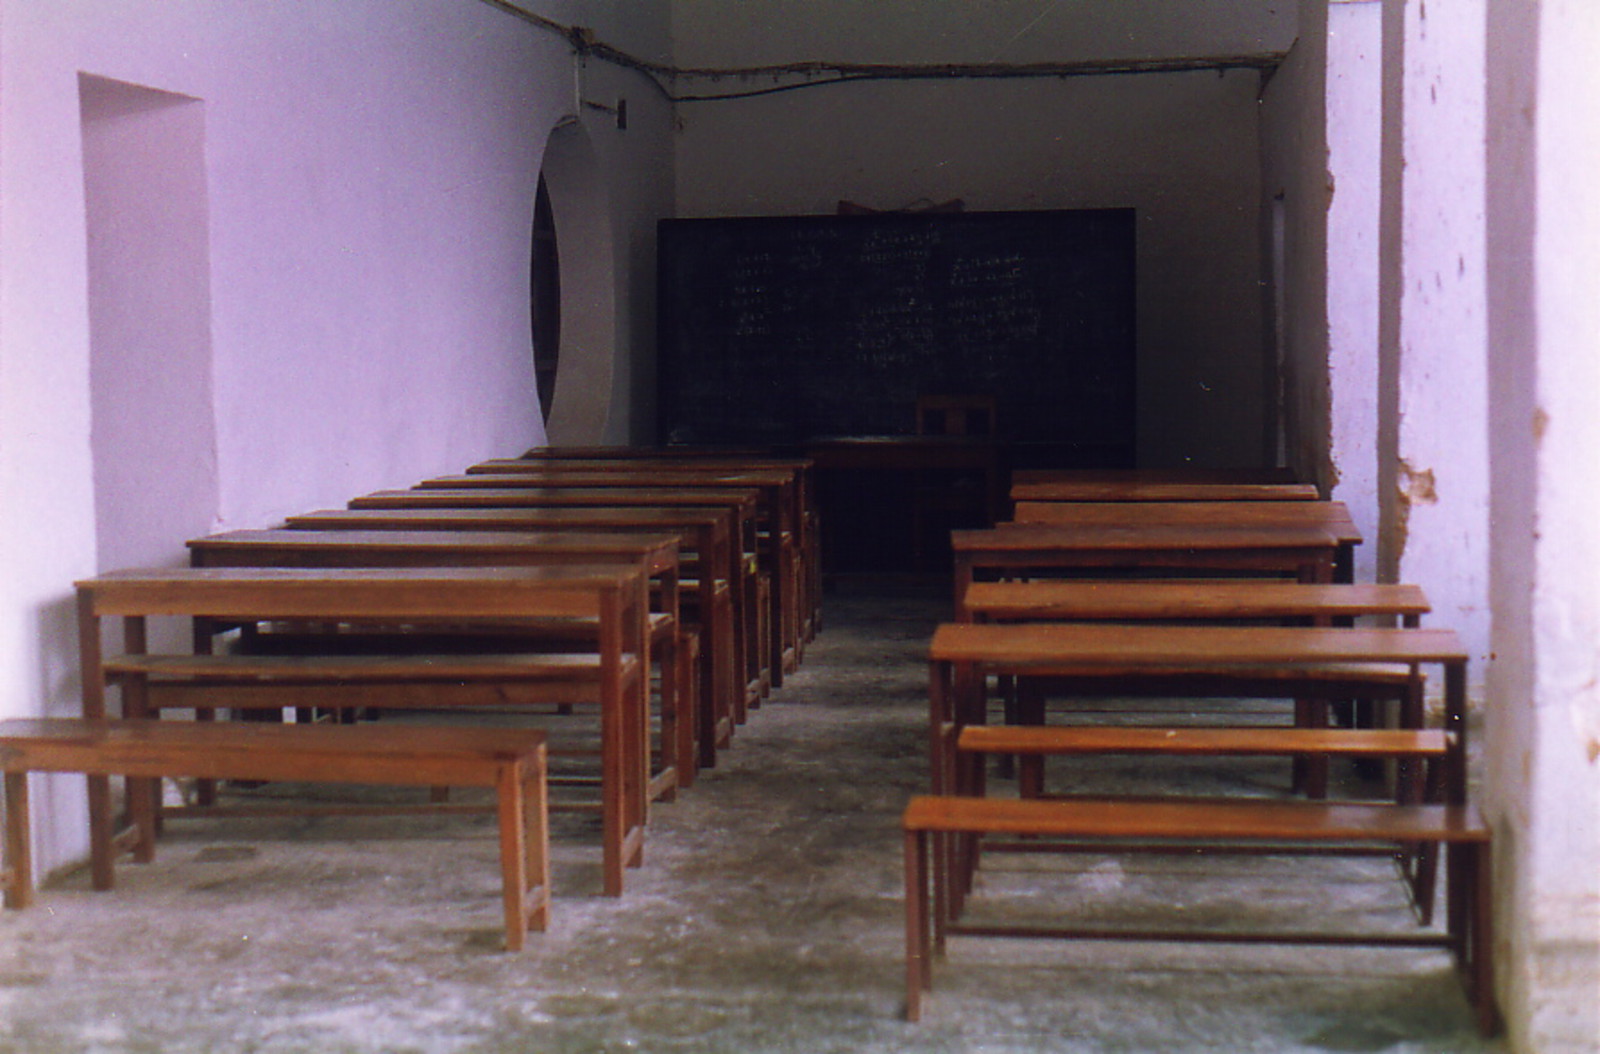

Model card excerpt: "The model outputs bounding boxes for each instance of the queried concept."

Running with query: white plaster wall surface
[1324,1,1383,584]
[674,71,1268,467]
[1388,0,1491,681]
[0,0,674,872]
[670,0,1297,67]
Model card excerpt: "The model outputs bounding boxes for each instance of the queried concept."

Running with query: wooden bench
[0,718,549,950]
[901,794,1497,1035]
[956,724,1448,802]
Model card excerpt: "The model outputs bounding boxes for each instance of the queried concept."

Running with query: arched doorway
[530,173,560,424]
[533,120,616,445]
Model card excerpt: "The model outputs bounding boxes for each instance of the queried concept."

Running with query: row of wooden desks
[65,448,820,910]
[905,473,1498,1033]
[317,501,747,749]
[462,457,818,680]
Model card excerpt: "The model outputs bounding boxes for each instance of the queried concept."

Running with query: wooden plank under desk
[74,564,649,896]
[282,506,745,762]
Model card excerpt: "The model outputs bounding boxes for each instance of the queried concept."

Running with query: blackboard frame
[655,209,1136,453]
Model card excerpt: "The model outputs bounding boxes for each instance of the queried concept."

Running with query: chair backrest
[916,394,997,437]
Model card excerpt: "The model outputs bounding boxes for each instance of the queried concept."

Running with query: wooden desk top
[962,581,1429,621]
[1009,500,1361,544]
[514,446,777,460]
[503,453,813,471]
[952,523,1341,554]
[188,529,680,573]
[929,622,1467,667]
[802,435,1000,470]
[358,486,760,511]
[1010,467,1300,486]
[1010,481,1321,502]
[461,466,795,487]
[76,565,644,620]
[286,506,730,536]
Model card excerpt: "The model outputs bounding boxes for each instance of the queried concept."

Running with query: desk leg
[3,772,33,909]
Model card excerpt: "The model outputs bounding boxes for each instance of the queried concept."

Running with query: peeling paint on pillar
[1389,457,1437,561]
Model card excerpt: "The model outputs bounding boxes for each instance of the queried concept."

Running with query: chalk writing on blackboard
[657,209,1135,449]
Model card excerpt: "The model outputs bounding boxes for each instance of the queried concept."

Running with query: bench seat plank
[903,795,1488,843]
[957,726,1451,759]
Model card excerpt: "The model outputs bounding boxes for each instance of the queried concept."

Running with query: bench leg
[3,772,33,909]
[904,828,930,1021]
[496,757,550,950]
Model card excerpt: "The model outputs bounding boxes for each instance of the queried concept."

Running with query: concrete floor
[0,587,1506,1053]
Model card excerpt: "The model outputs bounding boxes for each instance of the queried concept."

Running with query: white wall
[0,0,674,874]
[670,4,1292,468]
[671,0,1295,67]
[1377,0,1490,675]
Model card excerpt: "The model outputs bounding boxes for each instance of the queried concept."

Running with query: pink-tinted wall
[0,0,674,873]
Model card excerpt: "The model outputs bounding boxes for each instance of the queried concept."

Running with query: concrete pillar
[1325,0,1382,585]
[1485,0,1600,1046]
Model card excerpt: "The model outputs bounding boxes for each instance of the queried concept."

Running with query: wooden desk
[1007,501,1362,581]
[1010,480,1321,503]
[804,436,1005,571]
[951,524,1343,616]
[471,456,819,655]
[74,565,649,896]
[927,622,1471,802]
[350,488,765,712]
[185,528,692,797]
[282,507,742,768]
[959,580,1430,796]
[452,465,805,683]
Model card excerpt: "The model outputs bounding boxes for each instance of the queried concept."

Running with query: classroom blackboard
[656,209,1136,451]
